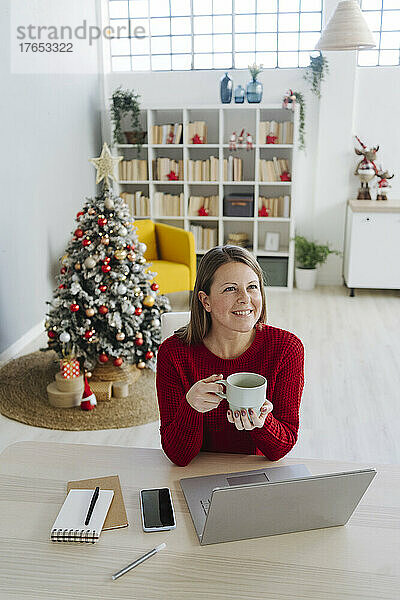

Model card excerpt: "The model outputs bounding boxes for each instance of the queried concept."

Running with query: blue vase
[234,85,245,104]
[246,78,263,103]
[220,72,232,104]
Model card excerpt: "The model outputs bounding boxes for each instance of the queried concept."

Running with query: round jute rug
[0,351,159,431]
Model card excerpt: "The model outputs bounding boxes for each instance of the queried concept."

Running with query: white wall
[0,0,103,354]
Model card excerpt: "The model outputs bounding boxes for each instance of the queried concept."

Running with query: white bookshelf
[113,105,298,290]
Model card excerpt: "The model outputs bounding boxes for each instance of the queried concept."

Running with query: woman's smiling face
[198,261,262,334]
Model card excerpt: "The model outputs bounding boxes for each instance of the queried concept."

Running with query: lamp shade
[315,0,376,51]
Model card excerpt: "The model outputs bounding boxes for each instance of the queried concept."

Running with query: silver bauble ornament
[118,283,127,295]
[137,242,146,254]
[104,197,114,210]
[119,226,128,236]
[151,318,161,328]
[59,332,71,343]
[84,256,96,269]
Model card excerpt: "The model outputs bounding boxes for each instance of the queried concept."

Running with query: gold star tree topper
[89,142,122,187]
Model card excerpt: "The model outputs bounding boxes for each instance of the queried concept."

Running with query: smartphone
[139,488,176,532]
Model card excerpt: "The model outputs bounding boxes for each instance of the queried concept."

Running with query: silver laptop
[180,464,376,545]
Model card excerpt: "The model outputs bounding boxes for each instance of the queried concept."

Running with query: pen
[84,486,100,526]
[112,543,167,581]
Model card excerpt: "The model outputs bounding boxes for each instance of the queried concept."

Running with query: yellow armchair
[134,220,196,294]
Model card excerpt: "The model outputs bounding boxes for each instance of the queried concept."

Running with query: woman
[156,245,304,467]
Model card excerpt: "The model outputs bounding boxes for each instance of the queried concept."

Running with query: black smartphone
[139,488,176,532]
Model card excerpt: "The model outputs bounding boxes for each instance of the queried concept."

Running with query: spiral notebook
[51,489,114,543]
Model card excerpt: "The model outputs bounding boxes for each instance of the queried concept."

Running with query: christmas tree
[43,143,170,374]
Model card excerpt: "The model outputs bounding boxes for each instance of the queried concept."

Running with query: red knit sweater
[156,323,304,467]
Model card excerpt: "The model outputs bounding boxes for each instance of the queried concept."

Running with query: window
[108,0,323,71]
[359,0,400,66]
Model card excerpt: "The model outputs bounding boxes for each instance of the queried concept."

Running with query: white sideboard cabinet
[343,199,400,296]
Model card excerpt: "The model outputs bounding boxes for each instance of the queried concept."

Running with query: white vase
[295,267,317,291]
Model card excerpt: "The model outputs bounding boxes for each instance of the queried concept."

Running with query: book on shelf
[152,157,184,180]
[153,191,184,216]
[188,195,219,216]
[258,195,290,218]
[190,224,218,251]
[186,121,208,144]
[259,158,290,182]
[120,191,150,217]
[151,123,182,144]
[187,156,219,182]
[223,156,243,182]
[259,120,294,144]
[119,159,148,181]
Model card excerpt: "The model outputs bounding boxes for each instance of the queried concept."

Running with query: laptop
[180,464,376,545]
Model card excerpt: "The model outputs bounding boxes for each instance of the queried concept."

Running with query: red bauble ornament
[84,330,94,339]
[98,217,107,227]
[58,284,65,289]
[99,353,109,363]
[99,285,107,292]
[135,337,144,346]
[99,305,108,315]
[60,267,67,274]
[103,257,111,264]
[48,330,56,339]
[76,211,84,220]
[101,264,111,273]
[125,245,131,250]
[70,303,80,312]
[74,228,84,238]
[113,357,123,367]
[145,351,154,360]
[135,307,142,316]
[151,283,159,291]
[82,238,91,247]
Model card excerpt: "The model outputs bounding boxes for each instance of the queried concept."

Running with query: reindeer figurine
[354,136,379,200]
[375,168,394,201]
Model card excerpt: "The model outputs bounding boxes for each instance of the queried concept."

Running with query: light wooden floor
[1,287,399,465]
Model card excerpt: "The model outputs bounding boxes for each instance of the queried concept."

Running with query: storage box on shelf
[113,105,298,290]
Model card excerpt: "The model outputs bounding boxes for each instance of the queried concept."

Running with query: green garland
[292,91,306,151]
[110,87,143,151]
[303,53,329,99]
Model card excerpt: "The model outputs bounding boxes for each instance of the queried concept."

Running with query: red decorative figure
[198,206,209,216]
[80,377,97,411]
[167,170,179,181]
[191,134,203,144]
[166,130,174,144]
[280,171,291,181]
[266,135,278,144]
[258,206,269,217]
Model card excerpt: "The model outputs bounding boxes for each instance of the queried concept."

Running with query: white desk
[0,442,399,599]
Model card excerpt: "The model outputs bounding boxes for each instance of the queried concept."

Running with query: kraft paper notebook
[67,475,129,531]
[51,489,114,543]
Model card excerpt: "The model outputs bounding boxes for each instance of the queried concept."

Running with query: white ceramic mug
[215,372,267,415]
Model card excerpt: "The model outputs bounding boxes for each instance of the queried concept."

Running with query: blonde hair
[175,245,267,345]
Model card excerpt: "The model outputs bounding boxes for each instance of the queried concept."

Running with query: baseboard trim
[0,321,45,365]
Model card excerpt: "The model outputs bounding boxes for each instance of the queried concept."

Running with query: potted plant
[110,87,146,151]
[303,52,329,99]
[294,235,341,291]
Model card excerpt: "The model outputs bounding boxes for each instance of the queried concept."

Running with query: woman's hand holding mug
[227,400,273,430]
[186,374,225,413]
